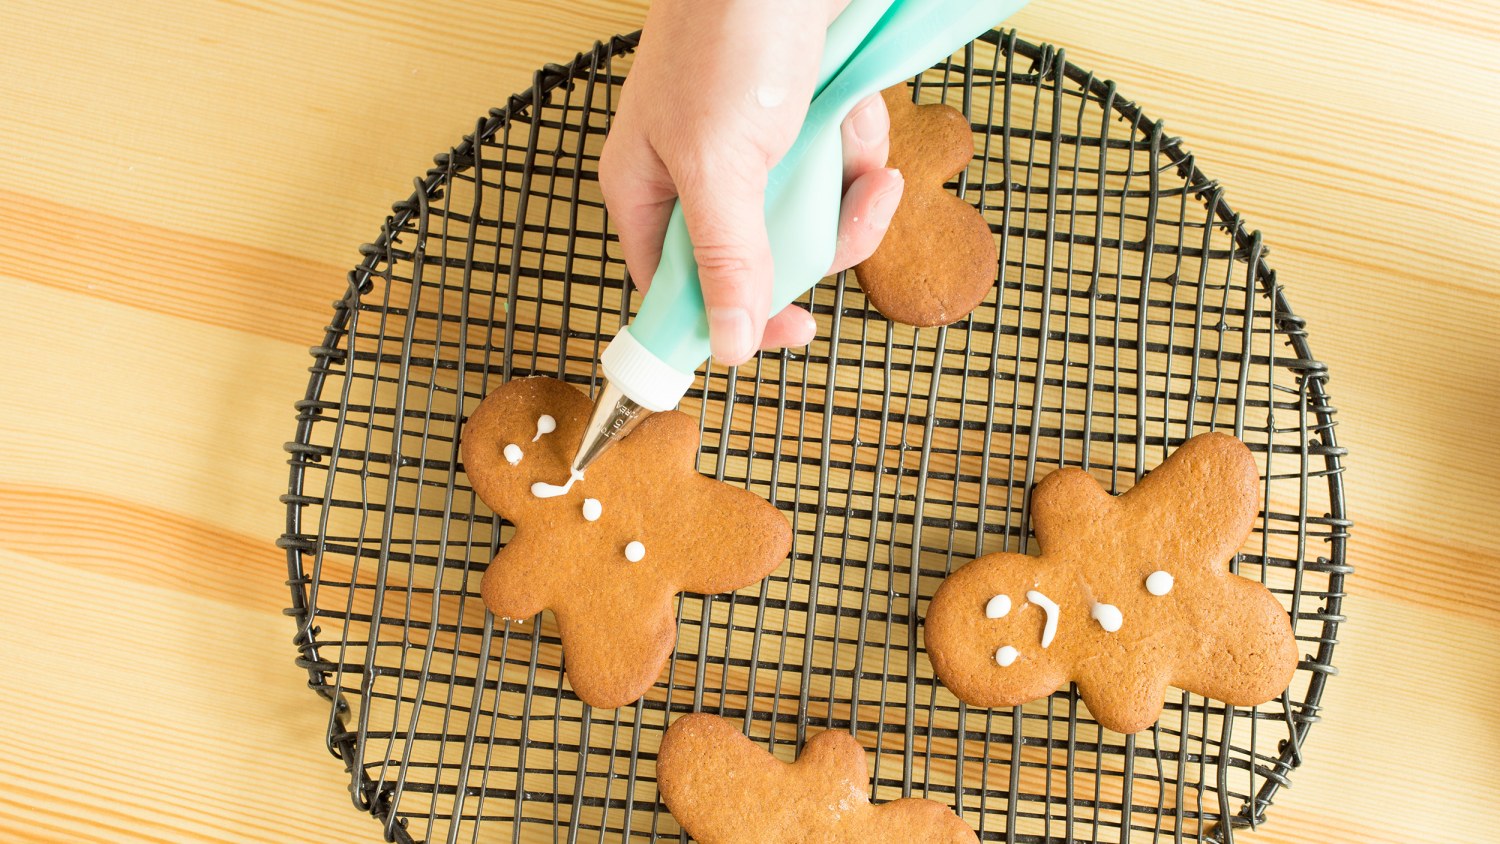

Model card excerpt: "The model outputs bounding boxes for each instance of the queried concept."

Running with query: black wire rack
[281,29,1350,844]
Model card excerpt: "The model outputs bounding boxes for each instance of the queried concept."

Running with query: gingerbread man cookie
[924,433,1298,734]
[460,377,792,709]
[657,713,977,844]
[852,85,997,327]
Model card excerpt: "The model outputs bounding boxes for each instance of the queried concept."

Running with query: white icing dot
[1026,590,1060,648]
[581,498,602,522]
[984,594,1011,619]
[531,414,556,442]
[995,645,1019,667]
[1146,570,1175,596]
[503,443,522,466]
[624,541,645,563]
[1091,601,1123,633]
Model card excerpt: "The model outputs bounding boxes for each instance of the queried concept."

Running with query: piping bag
[570,0,1030,475]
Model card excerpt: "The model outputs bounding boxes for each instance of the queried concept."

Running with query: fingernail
[708,307,754,365]
[850,97,885,146]
[868,169,904,229]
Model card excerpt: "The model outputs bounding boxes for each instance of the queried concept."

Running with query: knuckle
[671,140,769,190]
[669,146,727,188]
[691,242,756,280]
[597,142,625,196]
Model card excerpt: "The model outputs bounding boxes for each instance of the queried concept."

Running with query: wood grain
[2,0,1496,842]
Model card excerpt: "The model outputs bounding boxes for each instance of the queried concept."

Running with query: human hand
[599,0,905,366]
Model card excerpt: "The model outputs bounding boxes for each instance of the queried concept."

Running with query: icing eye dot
[532,414,556,442]
[1091,601,1123,633]
[995,645,1019,667]
[624,541,646,563]
[503,443,522,466]
[581,498,602,522]
[1145,570,1174,596]
[984,594,1011,619]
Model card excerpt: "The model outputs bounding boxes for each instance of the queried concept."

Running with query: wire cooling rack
[281,29,1350,844]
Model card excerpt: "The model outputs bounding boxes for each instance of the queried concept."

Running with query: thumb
[672,157,774,367]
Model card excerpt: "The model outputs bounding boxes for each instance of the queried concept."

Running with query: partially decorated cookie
[924,433,1298,734]
[460,377,792,709]
[657,713,977,844]
[852,85,997,327]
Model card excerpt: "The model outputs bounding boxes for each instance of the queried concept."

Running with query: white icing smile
[531,468,584,499]
[503,443,522,466]
[1026,590,1059,648]
[1146,570,1174,596]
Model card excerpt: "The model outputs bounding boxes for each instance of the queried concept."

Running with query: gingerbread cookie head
[657,713,977,844]
[924,433,1298,734]
[852,85,998,327]
[460,377,792,709]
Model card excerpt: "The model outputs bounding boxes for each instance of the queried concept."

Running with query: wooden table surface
[2,1,1496,841]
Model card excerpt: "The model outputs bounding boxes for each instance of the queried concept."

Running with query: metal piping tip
[570,379,651,476]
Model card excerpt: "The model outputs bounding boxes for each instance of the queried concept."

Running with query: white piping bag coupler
[570,0,1031,474]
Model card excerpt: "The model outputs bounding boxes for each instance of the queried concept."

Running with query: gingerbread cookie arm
[657,714,796,842]
[799,729,974,844]
[477,528,553,622]
[872,798,984,844]
[1028,467,1116,551]
[883,86,974,181]
[670,482,792,596]
[794,729,870,792]
[1172,576,1299,705]
[1122,432,1261,562]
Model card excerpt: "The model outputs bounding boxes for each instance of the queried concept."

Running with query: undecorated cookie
[460,377,792,709]
[657,713,977,844]
[924,433,1298,734]
[852,85,997,327]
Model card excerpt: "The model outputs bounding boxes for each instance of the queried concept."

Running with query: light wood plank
[3,0,1496,842]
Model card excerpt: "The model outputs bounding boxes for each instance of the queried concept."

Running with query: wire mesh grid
[281,30,1349,844]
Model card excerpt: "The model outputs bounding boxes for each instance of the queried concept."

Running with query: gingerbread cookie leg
[550,598,679,710]
[657,713,977,844]
[852,85,997,327]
